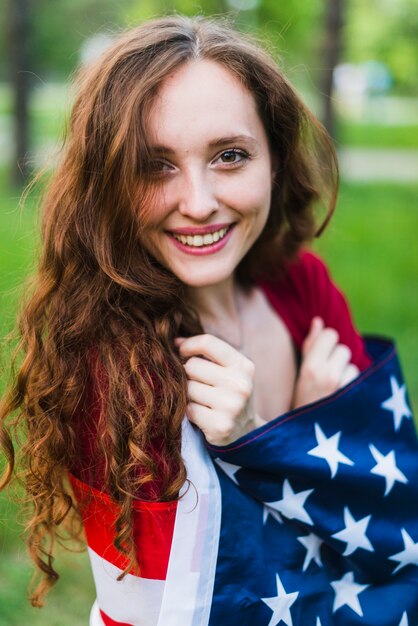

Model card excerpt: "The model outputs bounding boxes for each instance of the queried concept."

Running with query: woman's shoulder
[257,249,335,339]
[257,249,372,370]
[263,249,333,290]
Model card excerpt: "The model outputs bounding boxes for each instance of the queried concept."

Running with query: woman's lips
[167,223,236,256]
[168,222,233,236]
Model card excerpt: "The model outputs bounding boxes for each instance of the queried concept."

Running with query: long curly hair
[0,14,338,605]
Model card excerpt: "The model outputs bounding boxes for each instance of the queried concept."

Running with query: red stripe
[69,473,177,579]
[100,609,134,626]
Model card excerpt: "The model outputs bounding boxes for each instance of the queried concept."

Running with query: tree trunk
[7,0,32,187]
[322,0,344,141]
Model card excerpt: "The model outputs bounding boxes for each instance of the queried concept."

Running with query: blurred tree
[321,0,345,139]
[344,0,418,93]
[30,0,121,79]
[6,0,33,186]
[1,0,416,92]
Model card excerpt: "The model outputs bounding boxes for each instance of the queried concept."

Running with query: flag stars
[308,423,354,478]
[399,613,409,626]
[263,504,283,526]
[261,573,299,626]
[389,528,418,574]
[266,479,314,526]
[381,376,412,431]
[369,444,408,496]
[214,458,242,485]
[297,532,323,571]
[331,507,374,556]
[331,571,369,617]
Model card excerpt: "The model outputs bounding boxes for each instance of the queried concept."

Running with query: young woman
[1,15,417,626]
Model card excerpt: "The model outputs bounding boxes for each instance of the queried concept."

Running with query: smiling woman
[141,60,274,288]
[1,14,417,626]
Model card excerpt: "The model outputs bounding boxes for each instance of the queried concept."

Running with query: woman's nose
[177,169,218,220]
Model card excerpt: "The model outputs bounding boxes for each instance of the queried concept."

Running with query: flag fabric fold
[206,337,418,625]
[73,337,418,626]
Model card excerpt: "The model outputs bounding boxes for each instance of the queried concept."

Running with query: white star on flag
[331,571,369,616]
[381,376,412,431]
[369,444,408,496]
[263,504,283,525]
[332,507,374,556]
[308,423,354,478]
[266,479,314,525]
[214,458,242,485]
[297,532,323,571]
[261,573,299,626]
[399,612,409,626]
[389,528,418,574]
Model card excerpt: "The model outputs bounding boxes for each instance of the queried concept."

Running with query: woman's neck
[187,276,244,348]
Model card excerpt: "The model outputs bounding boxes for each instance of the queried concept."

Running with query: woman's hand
[176,334,262,446]
[293,317,360,409]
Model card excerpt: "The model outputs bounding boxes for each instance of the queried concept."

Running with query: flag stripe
[69,473,177,579]
[88,547,166,625]
[156,420,221,626]
[100,608,134,626]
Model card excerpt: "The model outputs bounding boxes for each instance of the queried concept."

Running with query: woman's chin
[176,269,234,290]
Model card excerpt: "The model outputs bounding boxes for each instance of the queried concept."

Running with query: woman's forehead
[146,59,265,150]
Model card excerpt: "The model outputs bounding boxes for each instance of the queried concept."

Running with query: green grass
[314,181,418,408]
[0,508,94,626]
[337,120,418,149]
[0,170,95,624]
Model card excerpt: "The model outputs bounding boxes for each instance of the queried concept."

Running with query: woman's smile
[167,223,236,254]
[141,59,275,288]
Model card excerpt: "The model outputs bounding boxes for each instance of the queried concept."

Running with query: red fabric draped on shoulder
[257,250,372,371]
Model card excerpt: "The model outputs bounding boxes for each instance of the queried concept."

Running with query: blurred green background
[1,0,417,624]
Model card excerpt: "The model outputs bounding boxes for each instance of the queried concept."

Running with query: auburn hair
[0,14,337,605]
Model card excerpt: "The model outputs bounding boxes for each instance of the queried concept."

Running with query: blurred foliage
[345,0,418,92]
[1,0,416,92]
[0,0,324,85]
[1,0,119,81]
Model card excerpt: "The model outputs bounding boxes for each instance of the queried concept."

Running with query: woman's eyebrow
[149,135,260,155]
[208,135,260,149]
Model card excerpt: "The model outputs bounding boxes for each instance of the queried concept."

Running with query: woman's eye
[217,149,249,165]
[149,160,173,175]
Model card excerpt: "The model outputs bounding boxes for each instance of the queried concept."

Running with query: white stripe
[89,600,105,626]
[157,419,222,626]
[88,546,166,625]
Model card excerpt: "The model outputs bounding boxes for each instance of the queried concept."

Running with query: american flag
[71,337,418,626]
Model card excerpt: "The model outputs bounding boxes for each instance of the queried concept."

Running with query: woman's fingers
[326,344,353,384]
[175,333,257,445]
[340,363,360,387]
[184,355,223,386]
[294,320,361,408]
[186,402,236,445]
[302,317,324,356]
[177,333,248,368]
[302,326,340,369]
[187,379,219,409]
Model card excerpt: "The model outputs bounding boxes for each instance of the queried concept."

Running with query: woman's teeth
[172,226,230,247]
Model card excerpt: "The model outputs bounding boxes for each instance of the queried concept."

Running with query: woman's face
[141,59,275,289]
